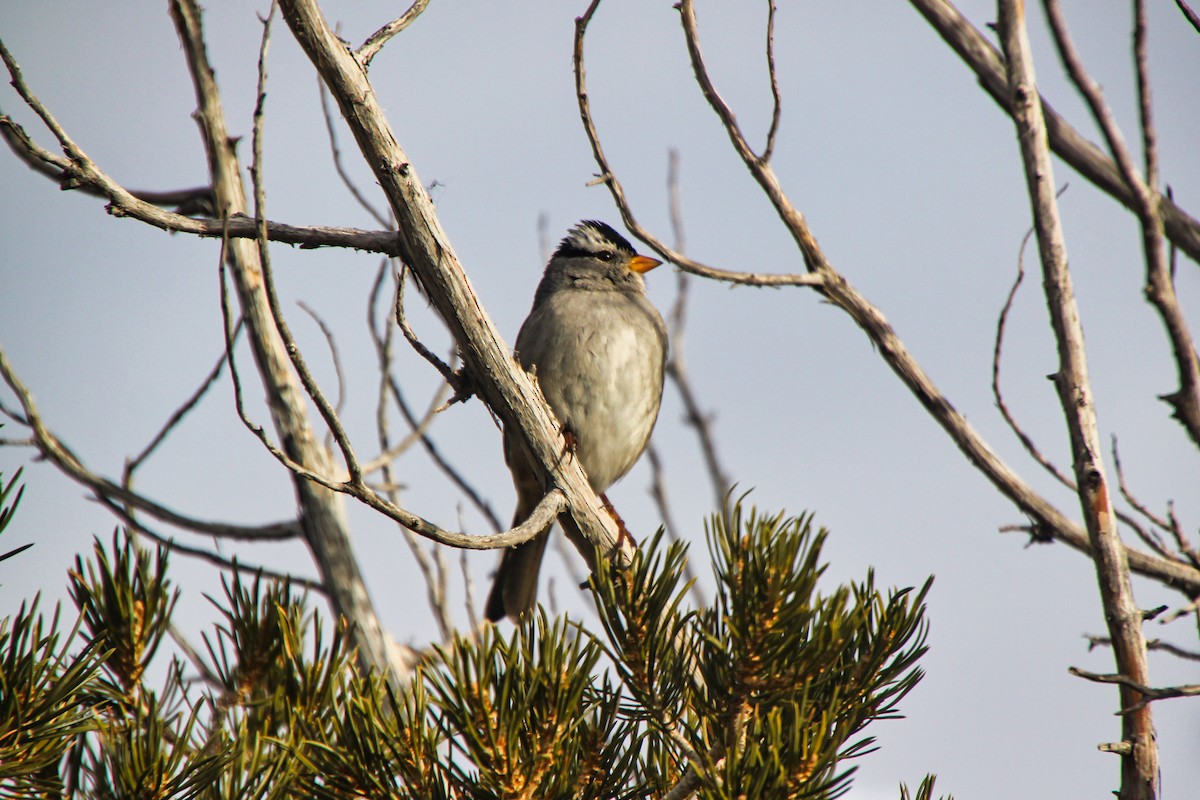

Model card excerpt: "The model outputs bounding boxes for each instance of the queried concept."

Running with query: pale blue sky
[2,2,1198,797]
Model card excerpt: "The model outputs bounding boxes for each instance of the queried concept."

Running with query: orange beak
[629,255,662,274]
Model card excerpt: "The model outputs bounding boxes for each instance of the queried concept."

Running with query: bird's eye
[597,251,615,262]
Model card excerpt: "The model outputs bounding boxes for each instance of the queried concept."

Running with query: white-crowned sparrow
[484,220,667,622]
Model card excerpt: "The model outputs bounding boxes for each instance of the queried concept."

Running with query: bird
[484,220,668,622]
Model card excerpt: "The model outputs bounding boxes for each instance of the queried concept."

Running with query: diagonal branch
[907,0,1200,266]
[123,317,245,486]
[574,0,1200,596]
[277,0,631,583]
[1177,0,1200,34]
[357,0,430,68]
[0,347,300,543]
[573,2,821,288]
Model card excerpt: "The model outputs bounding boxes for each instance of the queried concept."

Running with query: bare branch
[297,301,346,421]
[572,0,1200,597]
[761,0,782,163]
[999,3,1157,793]
[992,230,1178,562]
[460,548,479,632]
[169,624,224,690]
[1132,1,1158,194]
[907,0,1200,265]
[318,79,390,227]
[0,346,301,543]
[573,3,822,288]
[363,264,456,478]
[1177,0,1200,34]
[374,267,503,530]
[0,110,213,214]
[1088,634,1200,663]
[0,113,399,255]
[645,444,706,611]
[170,0,408,685]
[248,5,362,488]
[123,316,245,484]
[1041,0,1149,206]
[1157,593,1200,625]
[1044,0,1200,445]
[0,37,87,162]
[1110,437,1196,567]
[120,509,326,594]
[1069,666,1200,715]
[357,0,430,68]
[367,263,455,643]
[395,265,469,401]
[992,226,1074,490]
[992,241,1180,563]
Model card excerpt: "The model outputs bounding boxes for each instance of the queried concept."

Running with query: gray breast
[513,287,666,491]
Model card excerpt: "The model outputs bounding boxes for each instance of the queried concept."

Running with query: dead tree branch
[573,0,1200,596]
[1041,0,1200,449]
[277,0,631,583]
[999,2,1157,794]
[1070,666,1200,715]
[907,0,1200,265]
[0,103,399,255]
[169,0,410,684]
[357,0,430,68]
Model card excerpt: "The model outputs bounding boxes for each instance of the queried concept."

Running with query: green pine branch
[0,492,942,799]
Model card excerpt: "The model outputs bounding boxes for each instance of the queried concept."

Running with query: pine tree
[1,476,945,799]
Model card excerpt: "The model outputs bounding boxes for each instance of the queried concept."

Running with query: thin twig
[991,227,1171,561]
[646,444,706,610]
[357,0,431,67]
[368,262,454,643]
[992,207,1075,491]
[1157,594,1200,625]
[1176,0,1200,34]
[131,523,325,594]
[1087,634,1200,662]
[361,261,450,477]
[370,266,502,531]
[1133,0,1157,195]
[249,16,365,489]
[573,2,822,288]
[123,316,245,487]
[169,624,224,689]
[991,238,1175,560]
[395,265,465,396]
[460,548,478,632]
[761,0,782,163]
[318,79,389,226]
[296,300,346,453]
[1069,666,1200,715]
[0,38,87,164]
[1111,438,1176,540]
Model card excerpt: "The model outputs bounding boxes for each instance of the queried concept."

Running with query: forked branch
[573,0,1200,597]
